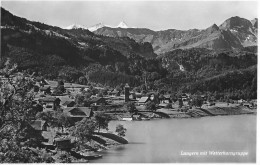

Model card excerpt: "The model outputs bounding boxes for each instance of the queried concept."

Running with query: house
[238,99,246,104]
[30,120,49,131]
[250,99,257,107]
[63,107,93,121]
[29,120,50,142]
[158,103,169,108]
[56,95,74,105]
[41,131,56,146]
[159,94,172,104]
[62,101,76,108]
[207,101,216,106]
[24,120,48,143]
[129,92,136,100]
[138,97,150,106]
[38,96,61,110]
[243,103,253,108]
[134,92,142,99]
[181,93,188,101]
[40,78,49,86]
[164,95,172,102]
[110,89,120,96]
[91,97,107,106]
[39,86,51,95]
[121,114,133,121]
[91,97,108,111]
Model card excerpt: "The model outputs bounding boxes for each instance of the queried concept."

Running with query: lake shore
[88,104,256,162]
[107,103,256,121]
[92,115,256,163]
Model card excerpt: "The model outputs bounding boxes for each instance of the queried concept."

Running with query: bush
[115,124,127,137]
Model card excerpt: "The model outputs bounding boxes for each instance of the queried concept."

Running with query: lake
[91,115,256,163]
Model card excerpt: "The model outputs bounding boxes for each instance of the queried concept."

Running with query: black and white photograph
[0,0,258,163]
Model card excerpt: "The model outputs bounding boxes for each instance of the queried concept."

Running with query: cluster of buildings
[1,73,257,157]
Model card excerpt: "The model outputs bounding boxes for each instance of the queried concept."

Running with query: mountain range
[94,17,257,54]
[0,7,257,99]
[64,17,258,55]
[65,21,130,32]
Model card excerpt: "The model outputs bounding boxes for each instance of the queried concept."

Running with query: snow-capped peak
[116,21,128,28]
[64,24,87,30]
[88,22,106,32]
[65,21,131,31]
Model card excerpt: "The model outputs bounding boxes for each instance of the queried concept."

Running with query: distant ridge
[65,21,133,32]
[94,16,257,54]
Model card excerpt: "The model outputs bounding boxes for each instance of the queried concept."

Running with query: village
[33,78,256,120]
[0,73,257,162]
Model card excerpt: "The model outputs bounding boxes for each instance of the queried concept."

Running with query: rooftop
[138,97,149,103]
[30,120,47,131]
[38,96,60,102]
[63,107,92,117]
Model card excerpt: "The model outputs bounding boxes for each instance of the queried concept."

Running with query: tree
[52,80,66,95]
[69,118,97,150]
[55,111,74,132]
[0,140,54,163]
[0,61,54,163]
[94,112,112,132]
[58,66,83,83]
[145,101,156,111]
[75,94,84,106]
[57,152,72,163]
[158,94,165,103]
[78,76,88,85]
[191,95,203,108]
[115,124,127,137]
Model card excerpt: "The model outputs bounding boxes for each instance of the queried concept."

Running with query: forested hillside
[157,48,257,99]
[0,7,257,99]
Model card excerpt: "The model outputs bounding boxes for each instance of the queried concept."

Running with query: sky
[1,0,258,31]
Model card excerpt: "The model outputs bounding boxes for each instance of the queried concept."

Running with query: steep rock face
[219,16,257,47]
[220,16,253,31]
[251,18,258,28]
[95,16,257,54]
